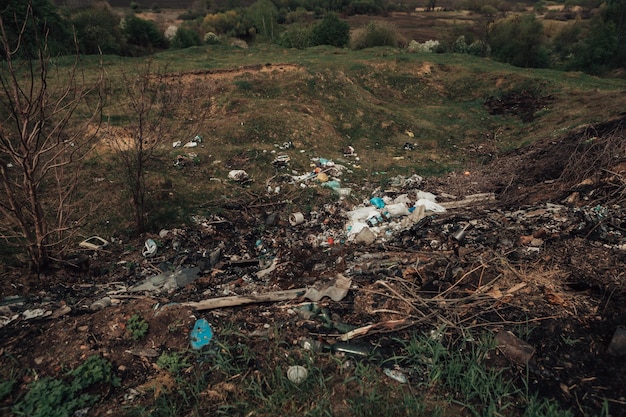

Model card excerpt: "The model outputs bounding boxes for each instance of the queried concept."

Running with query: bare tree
[0,4,103,270]
[108,61,206,233]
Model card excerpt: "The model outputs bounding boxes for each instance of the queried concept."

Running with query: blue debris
[190,318,213,350]
[370,197,385,209]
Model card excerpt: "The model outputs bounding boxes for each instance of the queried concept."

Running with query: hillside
[1,45,626,417]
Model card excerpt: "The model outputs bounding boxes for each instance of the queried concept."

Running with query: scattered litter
[181,135,202,148]
[0,312,19,328]
[384,368,408,383]
[303,274,352,302]
[275,141,293,150]
[289,212,305,226]
[331,341,371,357]
[415,199,446,213]
[51,305,72,319]
[22,308,52,320]
[190,318,213,349]
[272,155,290,167]
[370,197,385,209]
[184,274,351,310]
[339,319,411,341]
[128,266,201,293]
[439,193,496,209]
[228,169,250,182]
[353,226,376,245]
[73,407,90,417]
[286,365,308,384]
[175,153,198,167]
[142,239,158,257]
[335,187,352,197]
[79,236,109,250]
[256,258,278,279]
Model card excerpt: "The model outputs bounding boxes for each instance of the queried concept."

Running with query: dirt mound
[495,114,626,207]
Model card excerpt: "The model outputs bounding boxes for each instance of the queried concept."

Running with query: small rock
[607,326,626,356]
[495,330,535,365]
[354,227,376,245]
[90,297,112,311]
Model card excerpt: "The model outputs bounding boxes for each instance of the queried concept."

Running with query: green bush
[488,14,549,68]
[157,352,190,375]
[345,1,383,15]
[277,24,313,49]
[285,7,312,24]
[603,0,626,68]
[571,18,619,74]
[350,21,405,50]
[247,0,279,40]
[204,31,220,44]
[0,0,72,57]
[203,10,250,37]
[71,6,125,55]
[452,35,468,53]
[172,27,202,49]
[310,13,350,48]
[0,378,15,402]
[123,14,168,51]
[467,39,490,57]
[178,9,206,21]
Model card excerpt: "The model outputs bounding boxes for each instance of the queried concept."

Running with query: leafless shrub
[0,5,103,270]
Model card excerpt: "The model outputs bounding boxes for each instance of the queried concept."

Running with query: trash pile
[3,168,624,328]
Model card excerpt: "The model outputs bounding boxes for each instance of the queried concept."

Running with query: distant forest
[8,0,626,75]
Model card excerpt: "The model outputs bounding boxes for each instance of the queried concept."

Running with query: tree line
[1,0,624,74]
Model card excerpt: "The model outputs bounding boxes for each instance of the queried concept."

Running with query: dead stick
[183,288,307,310]
[436,262,488,299]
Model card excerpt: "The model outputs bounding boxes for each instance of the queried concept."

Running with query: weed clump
[12,355,119,417]
[127,313,149,340]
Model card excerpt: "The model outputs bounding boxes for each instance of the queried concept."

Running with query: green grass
[118,327,584,417]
